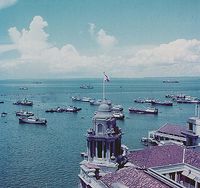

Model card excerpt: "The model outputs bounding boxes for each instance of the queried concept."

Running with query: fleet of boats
[1,83,200,127]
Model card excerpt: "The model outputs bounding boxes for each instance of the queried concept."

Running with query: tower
[87,101,122,164]
[79,101,126,188]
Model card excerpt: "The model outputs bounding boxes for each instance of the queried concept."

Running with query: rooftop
[101,167,171,188]
[100,145,200,188]
[128,144,200,169]
[157,123,188,137]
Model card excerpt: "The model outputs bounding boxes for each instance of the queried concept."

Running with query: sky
[0,0,200,79]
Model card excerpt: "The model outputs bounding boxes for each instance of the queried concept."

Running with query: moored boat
[163,80,179,83]
[65,106,82,112]
[13,99,33,106]
[1,112,7,117]
[151,100,173,106]
[19,117,47,125]
[19,87,28,90]
[176,99,200,104]
[71,96,81,101]
[16,110,34,117]
[129,107,158,115]
[113,112,125,120]
[80,85,93,89]
[134,98,155,104]
[111,105,123,111]
[81,97,92,102]
[90,99,102,106]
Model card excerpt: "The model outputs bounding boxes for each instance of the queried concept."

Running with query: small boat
[113,112,125,120]
[71,96,81,101]
[176,99,200,104]
[134,98,155,104]
[90,99,102,106]
[129,107,158,115]
[13,99,33,106]
[45,108,57,113]
[19,117,47,125]
[1,112,7,117]
[19,87,28,90]
[16,110,34,117]
[80,85,93,89]
[112,105,123,111]
[134,99,145,103]
[151,100,173,106]
[45,107,66,113]
[65,106,82,112]
[81,97,92,102]
[0,101,4,104]
[163,80,179,83]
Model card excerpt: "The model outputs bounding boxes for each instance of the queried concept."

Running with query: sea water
[0,78,200,187]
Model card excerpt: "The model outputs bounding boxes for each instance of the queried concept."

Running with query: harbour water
[0,77,200,187]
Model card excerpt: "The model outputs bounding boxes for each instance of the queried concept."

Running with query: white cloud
[126,39,200,77]
[88,23,96,36]
[8,16,50,59]
[88,24,118,49]
[0,16,200,78]
[0,0,17,10]
[97,29,118,49]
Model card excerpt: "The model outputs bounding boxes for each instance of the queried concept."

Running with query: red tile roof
[101,167,171,188]
[157,123,187,137]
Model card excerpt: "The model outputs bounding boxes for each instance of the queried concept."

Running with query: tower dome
[98,102,111,112]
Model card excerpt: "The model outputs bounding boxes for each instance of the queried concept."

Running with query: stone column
[88,141,91,161]
[175,172,178,182]
[113,141,115,156]
[106,142,110,162]
[95,141,98,158]
[102,141,104,159]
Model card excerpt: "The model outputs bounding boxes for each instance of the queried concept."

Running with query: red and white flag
[103,72,110,82]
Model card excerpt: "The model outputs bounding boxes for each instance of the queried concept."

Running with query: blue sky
[0,0,200,79]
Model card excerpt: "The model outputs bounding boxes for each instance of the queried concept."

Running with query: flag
[103,72,110,82]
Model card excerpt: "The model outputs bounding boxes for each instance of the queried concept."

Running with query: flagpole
[103,77,105,100]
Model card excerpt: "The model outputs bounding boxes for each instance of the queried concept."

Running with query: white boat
[16,110,34,117]
[65,106,81,112]
[19,117,47,125]
[112,105,123,111]
[90,99,102,106]
[81,97,92,102]
[71,96,81,101]
[13,99,33,106]
[129,107,158,115]
[113,112,125,120]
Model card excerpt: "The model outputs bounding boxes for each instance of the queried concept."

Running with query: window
[98,124,103,133]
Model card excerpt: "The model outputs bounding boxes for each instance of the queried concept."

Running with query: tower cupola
[86,101,122,163]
